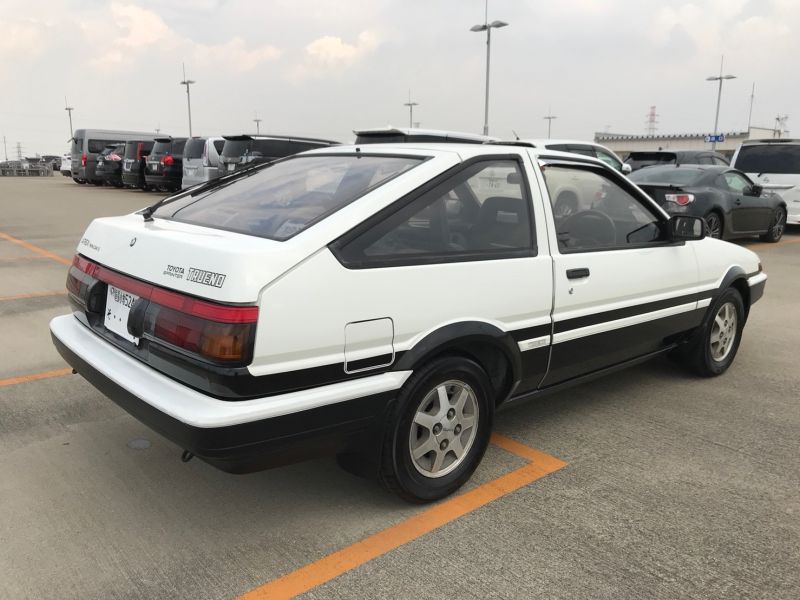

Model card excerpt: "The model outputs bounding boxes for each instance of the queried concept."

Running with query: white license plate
[105,285,139,344]
[227,163,235,172]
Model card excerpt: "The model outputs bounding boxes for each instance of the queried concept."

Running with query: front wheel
[704,212,723,239]
[380,356,493,503]
[759,207,786,243]
[683,287,745,377]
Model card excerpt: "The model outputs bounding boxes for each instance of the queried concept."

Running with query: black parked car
[95,143,126,187]
[625,150,729,172]
[121,140,155,189]
[218,134,338,175]
[631,165,786,242]
[145,137,187,192]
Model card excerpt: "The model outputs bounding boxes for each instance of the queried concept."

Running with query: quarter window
[339,159,534,265]
[542,165,665,251]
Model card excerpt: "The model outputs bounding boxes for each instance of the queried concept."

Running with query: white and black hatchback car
[51,144,766,502]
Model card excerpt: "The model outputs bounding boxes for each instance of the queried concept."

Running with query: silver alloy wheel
[710,301,737,362]
[771,208,786,240]
[705,213,722,239]
[408,380,479,478]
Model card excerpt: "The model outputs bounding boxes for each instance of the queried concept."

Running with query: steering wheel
[559,209,617,248]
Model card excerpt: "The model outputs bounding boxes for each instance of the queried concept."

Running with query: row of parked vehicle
[63,130,341,192]
[60,127,799,242]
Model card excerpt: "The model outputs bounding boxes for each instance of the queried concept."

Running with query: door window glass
[340,160,534,263]
[542,165,665,251]
[723,172,751,193]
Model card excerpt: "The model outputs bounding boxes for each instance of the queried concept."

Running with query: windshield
[221,140,250,158]
[735,144,800,174]
[184,138,206,159]
[631,166,706,185]
[153,155,423,240]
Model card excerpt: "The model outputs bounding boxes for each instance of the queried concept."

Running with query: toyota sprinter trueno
[51,143,766,502]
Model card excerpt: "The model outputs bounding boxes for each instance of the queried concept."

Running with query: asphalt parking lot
[1,176,798,600]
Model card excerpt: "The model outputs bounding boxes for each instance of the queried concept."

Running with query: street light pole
[253,115,262,135]
[403,90,419,129]
[706,56,736,151]
[64,96,74,140]
[179,63,196,137]
[544,108,557,139]
[471,8,508,136]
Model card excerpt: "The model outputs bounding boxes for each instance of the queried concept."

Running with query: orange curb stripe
[0,232,71,266]
[0,368,72,388]
[238,437,566,600]
[0,291,65,302]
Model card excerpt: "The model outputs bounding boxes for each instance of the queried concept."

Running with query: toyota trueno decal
[186,268,226,288]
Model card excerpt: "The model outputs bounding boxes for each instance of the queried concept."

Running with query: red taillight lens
[665,193,695,206]
[69,255,258,364]
[136,143,144,161]
[161,155,174,166]
[81,153,87,166]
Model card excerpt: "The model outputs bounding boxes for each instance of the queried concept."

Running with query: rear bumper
[50,314,405,472]
[145,171,182,189]
[122,172,144,187]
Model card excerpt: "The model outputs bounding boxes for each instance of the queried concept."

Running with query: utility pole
[706,56,736,151]
[543,108,557,138]
[64,97,75,140]
[403,90,419,129]
[747,83,755,132]
[253,114,262,135]
[179,63,195,137]
[645,105,659,135]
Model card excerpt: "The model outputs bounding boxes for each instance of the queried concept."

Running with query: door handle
[566,268,590,279]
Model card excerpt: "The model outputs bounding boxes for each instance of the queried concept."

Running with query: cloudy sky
[1,0,797,156]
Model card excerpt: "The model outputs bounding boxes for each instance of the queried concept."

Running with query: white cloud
[0,19,47,57]
[193,36,282,72]
[305,30,379,67]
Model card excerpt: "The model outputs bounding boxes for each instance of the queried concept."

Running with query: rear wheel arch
[394,322,521,406]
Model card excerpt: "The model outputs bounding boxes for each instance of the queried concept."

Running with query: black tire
[379,356,493,503]
[73,177,85,184]
[682,287,745,377]
[759,207,786,243]
[704,211,723,239]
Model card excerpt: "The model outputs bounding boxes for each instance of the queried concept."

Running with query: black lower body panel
[52,332,394,473]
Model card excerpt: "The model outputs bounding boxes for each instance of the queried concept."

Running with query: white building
[595,126,782,158]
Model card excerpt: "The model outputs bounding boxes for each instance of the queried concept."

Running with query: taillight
[161,155,174,166]
[665,193,695,206]
[69,255,258,364]
[81,153,87,166]
[136,143,144,161]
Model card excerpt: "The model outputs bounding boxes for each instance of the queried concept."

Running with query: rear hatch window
[150,141,173,158]
[154,155,423,240]
[184,138,206,159]
[734,144,800,174]
[631,167,705,185]
[124,141,154,159]
[221,140,250,159]
[627,152,677,169]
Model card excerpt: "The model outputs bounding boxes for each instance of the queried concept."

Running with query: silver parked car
[181,136,225,188]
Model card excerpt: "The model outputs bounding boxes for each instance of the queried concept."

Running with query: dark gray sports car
[631,165,787,242]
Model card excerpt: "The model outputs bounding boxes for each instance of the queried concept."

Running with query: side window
[594,148,622,171]
[723,172,750,193]
[338,159,534,265]
[542,165,665,252]
[566,144,597,158]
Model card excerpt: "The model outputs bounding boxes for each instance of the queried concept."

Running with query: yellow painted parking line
[0,368,72,388]
[238,433,567,600]
[0,291,65,302]
[0,232,71,266]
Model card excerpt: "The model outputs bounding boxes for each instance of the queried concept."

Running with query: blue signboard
[704,134,725,143]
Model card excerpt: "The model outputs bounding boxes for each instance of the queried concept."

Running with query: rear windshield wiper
[140,161,272,221]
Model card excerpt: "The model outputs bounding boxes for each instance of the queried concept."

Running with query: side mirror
[621,163,632,175]
[746,184,763,197]
[669,215,705,241]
